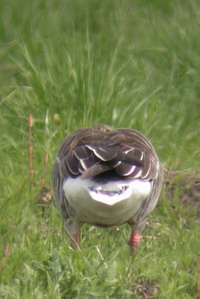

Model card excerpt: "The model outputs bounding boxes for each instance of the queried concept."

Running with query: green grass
[0,0,200,298]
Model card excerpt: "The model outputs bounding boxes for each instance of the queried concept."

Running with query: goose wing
[54,126,159,178]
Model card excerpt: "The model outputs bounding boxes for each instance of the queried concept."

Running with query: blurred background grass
[0,0,199,298]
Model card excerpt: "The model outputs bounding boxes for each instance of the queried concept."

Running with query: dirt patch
[37,186,53,205]
[131,281,160,298]
[164,170,200,217]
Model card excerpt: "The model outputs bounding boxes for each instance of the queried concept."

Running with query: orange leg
[128,231,141,255]
[70,233,80,250]
[65,220,81,251]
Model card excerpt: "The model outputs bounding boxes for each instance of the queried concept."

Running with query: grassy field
[0,0,200,298]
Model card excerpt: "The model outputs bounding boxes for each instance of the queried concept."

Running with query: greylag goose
[52,124,163,254]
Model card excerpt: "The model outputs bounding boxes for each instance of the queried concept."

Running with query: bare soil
[164,169,200,218]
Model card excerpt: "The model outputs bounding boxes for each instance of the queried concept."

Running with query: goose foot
[128,232,140,256]
[70,233,80,251]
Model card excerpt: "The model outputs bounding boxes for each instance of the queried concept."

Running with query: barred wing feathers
[53,126,160,199]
